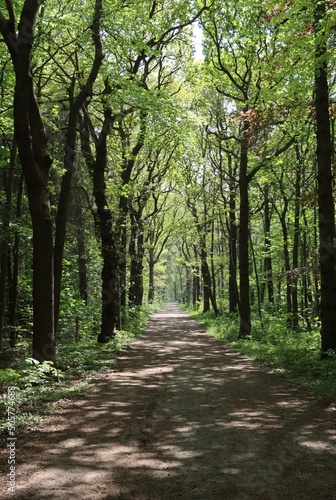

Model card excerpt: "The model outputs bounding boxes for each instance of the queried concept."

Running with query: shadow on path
[2,302,336,499]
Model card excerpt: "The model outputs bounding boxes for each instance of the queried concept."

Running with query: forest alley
[2,302,336,499]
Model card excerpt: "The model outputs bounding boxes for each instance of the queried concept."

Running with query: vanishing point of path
[1,302,336,499]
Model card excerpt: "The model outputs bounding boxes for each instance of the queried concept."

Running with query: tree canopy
[0,0,336,368]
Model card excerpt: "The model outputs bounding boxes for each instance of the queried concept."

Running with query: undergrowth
[186,308,336,402]
[0,304,157,433]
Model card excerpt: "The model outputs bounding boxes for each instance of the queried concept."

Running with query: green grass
[186,308,336,402]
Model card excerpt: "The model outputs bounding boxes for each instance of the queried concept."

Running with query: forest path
[2,302,336,499]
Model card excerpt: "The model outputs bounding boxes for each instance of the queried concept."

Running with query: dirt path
[1,302,336,499]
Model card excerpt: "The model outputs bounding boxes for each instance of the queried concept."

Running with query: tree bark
[238,132,251,338]
[129,210,145,307]
[116,115,146,321]
[192,246,201,308]
[228,181,239,313]
[210,216,217,311]
[90,110,119,342]
[8,175,23,347]
[281,211,293,320]
[201,255,211,313]
[314,0,336,354]
[148,252,155,304]
[200,245,219,316]
[0,139,17,347]
[262,185,274,306]
[291,146,302,330]
[0,4,56,362]
[75,191,88,305]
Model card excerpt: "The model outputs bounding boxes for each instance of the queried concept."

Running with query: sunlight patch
[161,445,202,459]
[60,438,86,448]
[299,440,331,451]
[223,467,240,475]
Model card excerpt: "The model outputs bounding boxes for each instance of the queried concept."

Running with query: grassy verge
[0,305,158,433]
[186,308,336,402]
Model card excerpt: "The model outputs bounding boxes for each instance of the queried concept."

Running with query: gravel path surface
[1,302,336,499]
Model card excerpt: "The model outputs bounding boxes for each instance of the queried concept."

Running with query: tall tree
[0,1,55,361]
[0,139,16,346]
[53,0,103,331]
[314,0,336,354]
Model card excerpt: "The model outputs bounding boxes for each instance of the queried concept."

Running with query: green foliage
[0,358,66,432]
[123,305,152,332]
[57,339,118,374]
[0,368,20,388]
[0,306,153,433]
[10,358,63,388]
[0,381,89,434]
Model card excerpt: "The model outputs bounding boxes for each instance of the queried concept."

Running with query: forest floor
[1,302,336,499]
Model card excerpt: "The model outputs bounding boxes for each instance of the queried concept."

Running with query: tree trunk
[185,265,192,307]
[210,216,217,311]
[302,209,312,330]
[238,133,251,338]
[0,3,56,362]
[117,116,146,320]
[200,245,219,316]
[11,11,55,362]
[75,191,88,305]
[263,185,274,305]
[201,258,211,312]
[129,213,145,307]
[54,1,103,331]
[193,264,201,307]
[229,183,239,313]
[291,146,302,330]
[283,226,293,320]
[115,200,128,321]
[277,199,292,320]
[8,175,24,347]
[249,231,263,327]
[148,253,155,304]
[54,105,78,331]
[91,111,119,342]
[314,0,336,354]
[0,140,17,347]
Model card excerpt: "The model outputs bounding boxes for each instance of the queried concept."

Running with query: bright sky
[192,23,204,61]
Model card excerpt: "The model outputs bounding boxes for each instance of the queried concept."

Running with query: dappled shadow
[4,302,336,499]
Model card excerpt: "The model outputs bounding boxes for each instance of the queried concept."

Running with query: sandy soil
[1,302,336,499]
